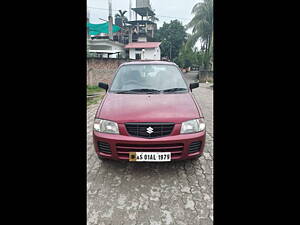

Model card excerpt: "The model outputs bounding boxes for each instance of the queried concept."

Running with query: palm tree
[186,0,213,69]
[115,10,128,27]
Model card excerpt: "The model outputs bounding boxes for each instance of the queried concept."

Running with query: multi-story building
[87,0,161,60]
[124,0,161,60]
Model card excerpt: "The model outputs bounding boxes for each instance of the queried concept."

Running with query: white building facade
[125,42,161,60]
[87,39,126,58]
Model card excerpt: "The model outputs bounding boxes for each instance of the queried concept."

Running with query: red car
[93,61,205,162]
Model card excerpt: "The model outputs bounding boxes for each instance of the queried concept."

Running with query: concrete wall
[87,58,129,86]
[144,47,160,60]
[129,49,137,59]
[129,47,160,60]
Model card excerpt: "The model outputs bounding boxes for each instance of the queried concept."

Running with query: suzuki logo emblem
[146,127,154,134]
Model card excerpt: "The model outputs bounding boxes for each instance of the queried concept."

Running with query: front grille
[125,123,175,138]
[97,141,111,154]
[189,141,202,153]
[116,143,184,158]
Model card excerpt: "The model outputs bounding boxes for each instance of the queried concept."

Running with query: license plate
[129,152,171,162]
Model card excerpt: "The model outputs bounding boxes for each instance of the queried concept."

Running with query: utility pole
[129,27,132,43]
[108,0,113,40]
[87,10,90,40]
[169,43,172,61]
[128,0,132,43]
[129,0,132,21]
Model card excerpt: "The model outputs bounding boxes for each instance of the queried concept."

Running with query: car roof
[120,61,177,66]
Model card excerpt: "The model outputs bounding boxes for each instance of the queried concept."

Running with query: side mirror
[98,82,109,92]
[189,82,199,91]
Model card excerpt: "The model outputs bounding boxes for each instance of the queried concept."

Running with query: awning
[131,7,155,16]
[89,50,121,54]
[87,22,121,35]
[126,20,156,26]
[124,42,161,49]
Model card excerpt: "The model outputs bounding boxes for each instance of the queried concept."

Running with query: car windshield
[110,64,188,93]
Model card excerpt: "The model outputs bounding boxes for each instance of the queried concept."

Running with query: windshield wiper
[115,89,161,94]
[127,88,161,93]
[162,88,188,93]
[114,90,136,94]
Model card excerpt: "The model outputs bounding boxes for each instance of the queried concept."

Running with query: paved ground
[87,71,213,225]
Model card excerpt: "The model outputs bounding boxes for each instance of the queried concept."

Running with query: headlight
[180,118,205,134]
[94,119,119,134]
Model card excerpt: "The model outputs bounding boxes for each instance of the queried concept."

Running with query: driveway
[87,72,213,225]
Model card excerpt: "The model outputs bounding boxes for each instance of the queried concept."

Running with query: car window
[110,64,188,92]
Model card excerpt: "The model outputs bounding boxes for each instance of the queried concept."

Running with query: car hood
[97,93,201,123]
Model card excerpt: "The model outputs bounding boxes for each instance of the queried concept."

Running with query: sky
[87,0,200,29]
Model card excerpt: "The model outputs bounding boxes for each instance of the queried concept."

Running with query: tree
[193,50,205,68]
[154,20,187,61]
[186,0,213,69]
[115,10,128,27]
[176,44,197,69]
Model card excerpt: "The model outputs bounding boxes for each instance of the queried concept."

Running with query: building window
[135,48,143,51]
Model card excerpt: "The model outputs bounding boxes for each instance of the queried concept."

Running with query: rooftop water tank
[136,0,150,8]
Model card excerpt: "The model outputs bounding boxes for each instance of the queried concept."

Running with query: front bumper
[93,129,206,161]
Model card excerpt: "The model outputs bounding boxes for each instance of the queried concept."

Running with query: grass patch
[87,85,105,95]
[87,95,104,107]
[87,85,106,107]
[87,97,99,106]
